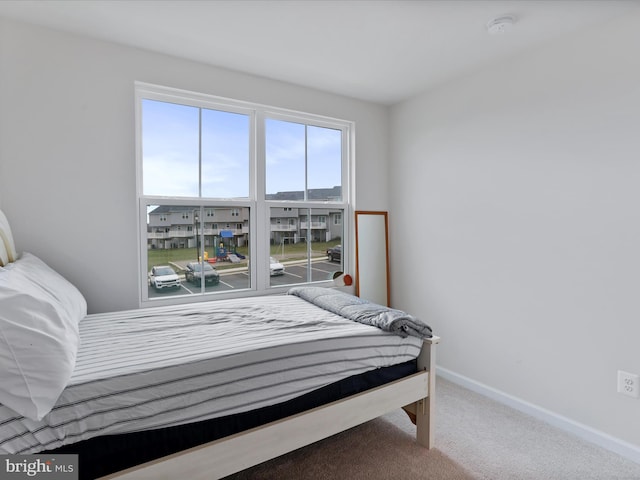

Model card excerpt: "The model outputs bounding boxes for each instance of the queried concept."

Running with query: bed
[0,210,438,480]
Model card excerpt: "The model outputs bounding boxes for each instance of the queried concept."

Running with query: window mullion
[255,110,268,291]
[304,125,308,202]
[198,108,202,198]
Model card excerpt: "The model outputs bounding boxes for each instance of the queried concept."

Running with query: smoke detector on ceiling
[486,15,516,35]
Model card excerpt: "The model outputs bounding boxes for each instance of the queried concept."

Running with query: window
[137,83,351,305]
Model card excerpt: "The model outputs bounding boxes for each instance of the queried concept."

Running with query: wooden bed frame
[100,336,439,480]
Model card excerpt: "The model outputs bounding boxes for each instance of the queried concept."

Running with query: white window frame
[135,82,352,307]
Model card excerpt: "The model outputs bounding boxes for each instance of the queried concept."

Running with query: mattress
[1,294,422,455]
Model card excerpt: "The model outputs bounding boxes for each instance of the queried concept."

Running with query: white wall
[390,12,640,449]
[0,18,389,313]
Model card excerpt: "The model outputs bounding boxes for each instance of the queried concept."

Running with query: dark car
[326,245,341,262]
[185,261,220,286]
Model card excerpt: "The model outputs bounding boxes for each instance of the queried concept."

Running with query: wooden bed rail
[406,335,440,447]
[101,337,439,480]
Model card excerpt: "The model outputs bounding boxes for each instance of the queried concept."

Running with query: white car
[269,257,285,276]
[149,265,181,291]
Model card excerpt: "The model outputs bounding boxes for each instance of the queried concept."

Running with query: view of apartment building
[147,188,343,251]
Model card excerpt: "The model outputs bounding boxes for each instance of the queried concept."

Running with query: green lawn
[148,239,341,271]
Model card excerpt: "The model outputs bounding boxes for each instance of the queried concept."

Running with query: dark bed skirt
[49,360,417,479]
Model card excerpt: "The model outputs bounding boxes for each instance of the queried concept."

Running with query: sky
[142,99,342,199]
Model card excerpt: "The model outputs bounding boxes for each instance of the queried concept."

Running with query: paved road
[148,259,342,298]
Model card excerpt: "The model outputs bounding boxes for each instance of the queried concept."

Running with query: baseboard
[437,367,640,465]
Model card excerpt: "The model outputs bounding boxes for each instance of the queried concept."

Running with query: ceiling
[1,0,638,105]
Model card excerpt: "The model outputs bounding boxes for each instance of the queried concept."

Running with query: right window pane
[265,119,342,201]
[307,125,342,199]
[269,207,343,287]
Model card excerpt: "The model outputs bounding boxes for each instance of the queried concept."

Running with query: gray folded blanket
[288,286,432,339]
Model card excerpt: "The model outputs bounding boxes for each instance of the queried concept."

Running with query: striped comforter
[0,294,422,454]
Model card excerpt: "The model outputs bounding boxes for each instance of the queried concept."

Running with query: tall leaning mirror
[355,211,390,306]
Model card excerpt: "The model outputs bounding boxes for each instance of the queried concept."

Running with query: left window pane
[146,205,251,300]
[142,100,200,196]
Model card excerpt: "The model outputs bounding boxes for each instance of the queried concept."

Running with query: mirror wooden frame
[354,211,390,306]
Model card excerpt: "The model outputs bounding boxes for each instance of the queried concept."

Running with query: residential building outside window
[137,83,351,305]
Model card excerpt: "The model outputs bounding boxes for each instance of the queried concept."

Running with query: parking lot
[148,259,342,298]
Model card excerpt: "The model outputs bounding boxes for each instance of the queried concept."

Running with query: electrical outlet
[617,371,639,398]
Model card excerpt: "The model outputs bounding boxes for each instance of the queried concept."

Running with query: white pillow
[0,239,8,267]
[0,252,87,420]
[0,209,18,262]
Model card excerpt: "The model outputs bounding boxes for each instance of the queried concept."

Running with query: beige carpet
[223,378,640,480]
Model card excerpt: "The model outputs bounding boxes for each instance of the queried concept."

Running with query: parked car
[185,261,220,286]
[326,245,341,262]
[148,265,181,291]
[269,257,285,276]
